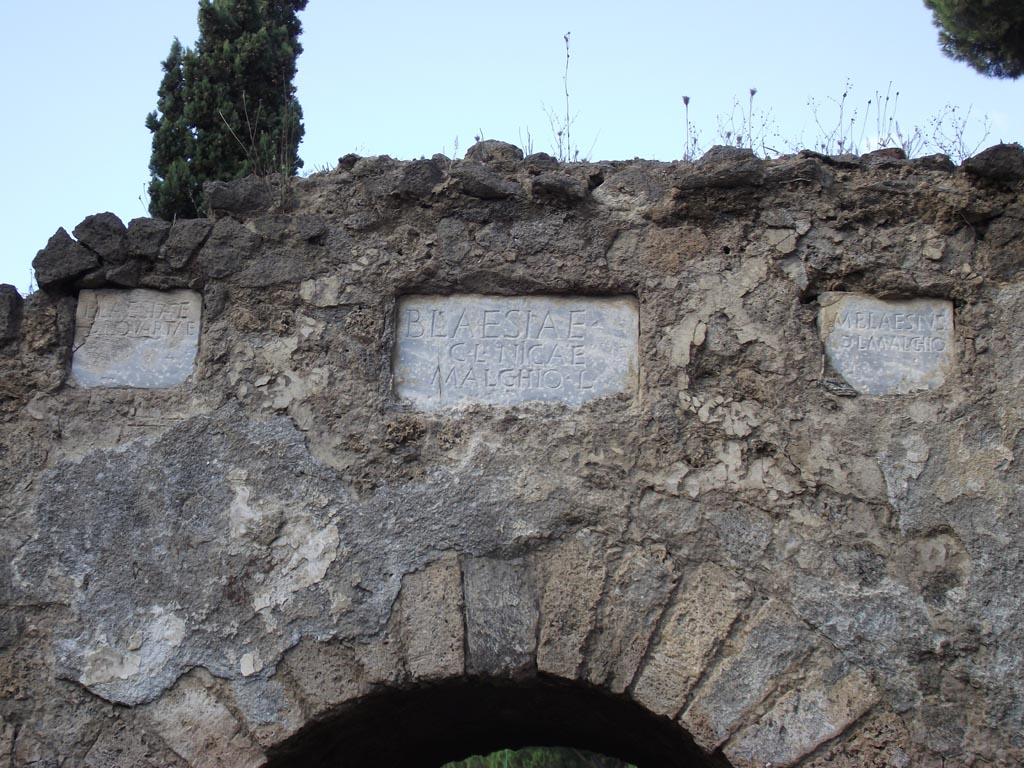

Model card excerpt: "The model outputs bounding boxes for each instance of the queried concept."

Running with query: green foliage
[443,746,634,768]
[924,0,1024,78]
[145,40,196,221]
[146,0,307,220]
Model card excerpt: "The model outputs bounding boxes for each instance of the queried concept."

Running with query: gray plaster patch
[393,295,639,409]
[818,292,954,395]
[71,289,202,388]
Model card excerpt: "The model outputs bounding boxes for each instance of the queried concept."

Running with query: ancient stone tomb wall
[2,141,1024,767]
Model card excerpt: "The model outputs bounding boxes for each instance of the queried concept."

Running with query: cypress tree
[924,0,1024,78]
[146,39,198,220]
[146,0,307,220]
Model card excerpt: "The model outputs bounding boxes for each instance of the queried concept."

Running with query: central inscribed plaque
[394,295,639,409]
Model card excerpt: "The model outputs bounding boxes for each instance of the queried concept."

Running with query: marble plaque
[71,289,202,388]
[394,295,639,409]
[819,292,954,395]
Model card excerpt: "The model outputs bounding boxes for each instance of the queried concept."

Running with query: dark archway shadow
[265,676,734,768]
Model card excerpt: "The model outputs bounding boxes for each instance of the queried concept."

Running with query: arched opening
[266,676,733,768]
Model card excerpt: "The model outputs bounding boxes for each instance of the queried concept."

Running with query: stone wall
[2,140,1024,767]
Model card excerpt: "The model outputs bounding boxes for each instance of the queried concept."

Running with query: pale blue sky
[1,1,1020,295]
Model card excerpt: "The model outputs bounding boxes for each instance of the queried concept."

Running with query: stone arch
[129,540,883,768]
[264,676,729,767]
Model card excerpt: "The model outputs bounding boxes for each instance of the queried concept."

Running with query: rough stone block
[278,639,383,719]
[280,639,358,712]
[127,217,171,259]
[0,284,22,342]
[84,722,187,768]
[818,292,954,395]
[583,546,676,693]
[394,295,639,409]
[982,208,1024,279]
[449,161,522,199]
[530,172,588,202]
[300,275,348,307]
[105,260,144,287]
[631,562,751,717]
[676,145,765,189]
[196,217,259,278]
[395,159,444,198]
[160,218,213,269]
[464,139,524,166]
[141,675,264,768]
[12,727,57,766]
[205,176,273,216]
[73,212,128,264]
[797,711,913,768]
[962,142,1024,182]
[0,719,15,766]
[723,666,880,768]
[32,228,100,289]
[228,677,306,748]
[536,532,607,679]
[680,601,817,750]
[394,554,464,681]
[71,288,202,388]
[463,556,537,676]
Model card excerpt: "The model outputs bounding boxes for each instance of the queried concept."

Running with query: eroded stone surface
[631,563,751,717]
[536,532,607,680]
[723,664,880,767]
[464,556,538,676]
[680,601,818,750]
[583,546,677,693]
[71,288,201,388]
[819,292,954,395]
[0,284,22,342]
[393,294,639,408]
[5,145,1024,767]
[140,673,264,768]
[395,554,465,681]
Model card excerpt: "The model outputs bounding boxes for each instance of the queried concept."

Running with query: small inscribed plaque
[819,292,954,395]
[394,295,639,409]
[72,289,202,388]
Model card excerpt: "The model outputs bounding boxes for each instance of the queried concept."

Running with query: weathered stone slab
[818,292,954,395]
[723,666,879,768]
[140,674,264,768]
[0,283,23,342]
[395,554,465,681]
[583,546,676,694]
[631,562,751,718]
[536,531,607,680]
[463,557,537,676]
[71,288,202,388]
[394,295,639,408]
[680,601,817,750]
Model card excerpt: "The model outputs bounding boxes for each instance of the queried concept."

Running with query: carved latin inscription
[72,289,202,388]
[394,295,639,408]
[819,292,954,395]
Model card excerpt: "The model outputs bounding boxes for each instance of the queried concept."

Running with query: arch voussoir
[463,554,539,676]
[630,560,754,718]
[579,544,679,694]
[534,530,608,679]
[721,661,879,768]
[139,670,267,768]
[275,552,464,724]
[677,597,886,768]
